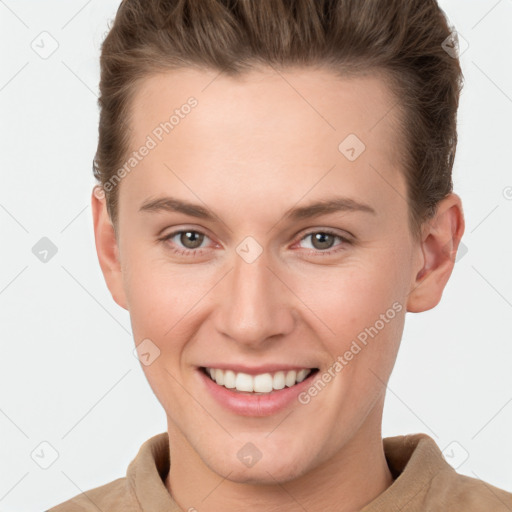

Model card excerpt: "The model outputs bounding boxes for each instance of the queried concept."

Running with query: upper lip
[199,364,318,375]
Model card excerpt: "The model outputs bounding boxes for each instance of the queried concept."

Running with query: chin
[206,451,311,485]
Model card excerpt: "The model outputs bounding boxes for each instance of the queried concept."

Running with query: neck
[165,401,394,512]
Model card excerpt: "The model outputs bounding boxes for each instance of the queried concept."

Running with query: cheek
[290,256,407,381]
[294,260,403,330]
[121,253,219,378]
[121,243,195,329]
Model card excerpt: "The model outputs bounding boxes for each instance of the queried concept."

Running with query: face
[94,66,443,484]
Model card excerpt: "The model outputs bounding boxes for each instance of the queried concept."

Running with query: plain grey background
[1,1,511,510]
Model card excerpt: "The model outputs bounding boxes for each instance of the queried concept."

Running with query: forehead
[123,66,407,221]
[129,65,402,156]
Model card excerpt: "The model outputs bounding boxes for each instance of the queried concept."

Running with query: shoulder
[44,432,170,512]
[381,433,512,511]
[46,476,138,512]
[428,470,512,511]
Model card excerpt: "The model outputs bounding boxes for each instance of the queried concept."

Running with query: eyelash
[158,228,352,258]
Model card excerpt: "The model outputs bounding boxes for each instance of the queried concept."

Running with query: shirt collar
[126,431,454,511]
[361,433,455,510]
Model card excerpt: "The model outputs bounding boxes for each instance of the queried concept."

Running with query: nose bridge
[216,240,293,346]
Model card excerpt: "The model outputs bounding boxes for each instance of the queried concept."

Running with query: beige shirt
[47,432,512,511]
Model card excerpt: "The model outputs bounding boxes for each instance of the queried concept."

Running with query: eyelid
[295,226,354,243]
[160,227,218,249]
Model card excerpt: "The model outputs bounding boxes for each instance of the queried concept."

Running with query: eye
[296,229,352,256]
[159,227,352,258]
[159,229,213,257]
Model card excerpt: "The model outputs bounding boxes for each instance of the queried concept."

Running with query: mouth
[199,366,320,395]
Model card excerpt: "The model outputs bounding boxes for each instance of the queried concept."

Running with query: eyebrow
[139,195,376,221]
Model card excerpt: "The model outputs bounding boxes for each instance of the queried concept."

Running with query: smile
[201,367,319,394]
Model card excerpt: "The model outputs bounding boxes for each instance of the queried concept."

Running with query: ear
[91,186,128,310]
[406,193,465,313]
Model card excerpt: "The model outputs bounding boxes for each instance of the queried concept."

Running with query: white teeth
[214,368,224,385]
[296,369,309,383]
[205,367,314,393]
[285,371,297,387]
[254,373,273,393]
[223,370,236,389]
[235,372,254,392]
[272,371,285,390]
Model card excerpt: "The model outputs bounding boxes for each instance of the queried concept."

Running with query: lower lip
[197,367,319,417]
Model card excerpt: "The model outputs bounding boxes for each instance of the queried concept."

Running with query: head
[92,0,464,485]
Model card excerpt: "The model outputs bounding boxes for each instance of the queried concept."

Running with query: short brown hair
[93,0,463,240]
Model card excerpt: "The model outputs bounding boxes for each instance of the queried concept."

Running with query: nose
[214,242,295,350]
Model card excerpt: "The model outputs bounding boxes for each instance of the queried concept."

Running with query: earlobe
[91,186,129,310]
[406,193,465,313]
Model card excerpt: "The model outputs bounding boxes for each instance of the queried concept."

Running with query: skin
[92,67,464,511]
